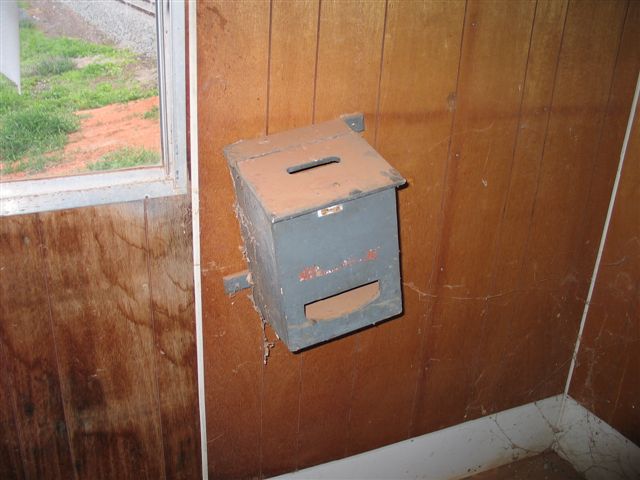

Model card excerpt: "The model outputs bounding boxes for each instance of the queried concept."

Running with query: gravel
[59,0,157,60]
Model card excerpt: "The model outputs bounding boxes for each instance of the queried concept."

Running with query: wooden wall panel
[40,204,164,480]
[349,0,465,454]
[0,196,200,479]
[414,0,537,433]
[313,0,385,144]
[574,1,640,282]
[197,1,270,478]
[568,1,640,445]
[473,0,568,414]
[195,0,639,478]
[506,0,628,403]
[570,97,640,444]
[0,215,74,480]
[0,370,24,479]
[2,1,638,478]
[267,0,319,135]
[145,196,201,480]
[199,0,638,478]
[523,0,627,299]
[1,197,200,480]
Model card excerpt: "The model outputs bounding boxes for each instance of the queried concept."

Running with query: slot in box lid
[225,118,406,222]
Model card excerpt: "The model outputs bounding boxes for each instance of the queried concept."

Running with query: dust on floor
[463,451,584,480]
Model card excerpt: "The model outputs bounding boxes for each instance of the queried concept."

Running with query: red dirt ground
[2,96,161,181]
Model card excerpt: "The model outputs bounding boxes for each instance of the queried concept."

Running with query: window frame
[0,0,187,216]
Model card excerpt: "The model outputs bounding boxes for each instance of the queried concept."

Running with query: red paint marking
[298,248,380,282]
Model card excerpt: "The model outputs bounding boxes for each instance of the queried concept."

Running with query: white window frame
[0,0,187,216]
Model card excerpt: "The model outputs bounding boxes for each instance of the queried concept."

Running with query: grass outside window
[0,17,158,175]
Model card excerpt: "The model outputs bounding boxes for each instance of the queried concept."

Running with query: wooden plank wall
[570,97,640,445]
[2,1,638,479]
[0,196,201,480]
[197,0,639,478]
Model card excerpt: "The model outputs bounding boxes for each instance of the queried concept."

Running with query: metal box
[224,116,406,351]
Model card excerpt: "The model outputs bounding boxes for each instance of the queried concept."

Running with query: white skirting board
[270,394,639,480]
[554,397,640,480]
[271,395,563,480]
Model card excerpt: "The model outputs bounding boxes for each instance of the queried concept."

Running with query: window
[0,0,187,216]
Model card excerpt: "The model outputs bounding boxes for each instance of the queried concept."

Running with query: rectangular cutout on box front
[305,280,380,322]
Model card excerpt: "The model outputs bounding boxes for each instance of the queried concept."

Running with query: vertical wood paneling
[296,0,387,470]
[193,0,640,477]
[538,1,639,419]
[145,196,201,480]
[196,1,270,478]
[348,0,466,454]
[0,369,24,480]
[574,1,640,282]
[490,0,569,300]
[509,0,628,402]
[0,215,74,480]
[414,0,537,433]
[524,0,627,289]
[476,0,568,414]
[267,0,319,135]
[313,0,386,144]
[2,196,200,479]
[40,205,164,480]
[260,322,301,478]
[261,0,319,477]
[570,98,640,444]
[1,1,637,478]
[586,3,640,444]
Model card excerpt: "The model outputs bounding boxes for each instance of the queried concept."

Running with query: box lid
[225,117,406,222]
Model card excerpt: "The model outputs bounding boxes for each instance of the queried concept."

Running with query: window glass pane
[0,0,161,182]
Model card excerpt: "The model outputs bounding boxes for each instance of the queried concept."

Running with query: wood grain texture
[40,204,164,480]
[0,368,24,480]
[567,0,640,444]
[313,0,386,144]
[523,0,627,293]
[3,0,637,478]
[1,196,200,480]
[508,0,629,404]
[0,215,74,480]
[414,0,538,433]
[193,0,640,477]
[145,196,201,480]
[570,98,640,445]
[349,0,466,454]
[267,0,319,135]
[573,1,640,283]
[476,0,568,415]
[196,1,270,478]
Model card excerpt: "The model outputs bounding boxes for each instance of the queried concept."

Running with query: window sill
[0,166,187,216]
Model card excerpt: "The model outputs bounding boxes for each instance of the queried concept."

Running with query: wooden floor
[464,452,584,479]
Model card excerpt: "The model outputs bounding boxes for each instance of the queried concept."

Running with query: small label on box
[317,204,343,217]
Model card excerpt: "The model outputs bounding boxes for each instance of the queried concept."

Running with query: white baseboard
[554,396,640,480]
[270,395,640,480]
[271,395,563,480]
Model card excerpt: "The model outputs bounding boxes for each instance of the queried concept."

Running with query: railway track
[115,0,155,17]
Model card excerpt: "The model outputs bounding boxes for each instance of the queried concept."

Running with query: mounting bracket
[223,270,252,295]
[341,112,365,133]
